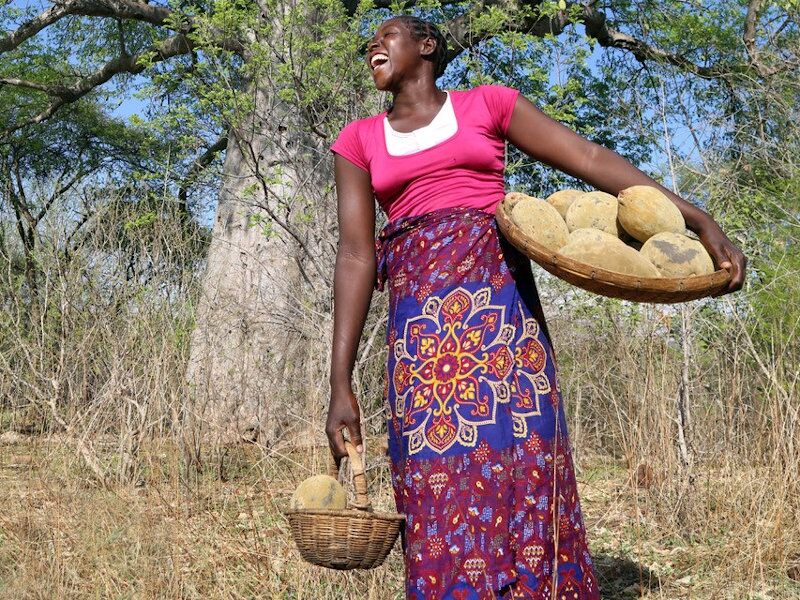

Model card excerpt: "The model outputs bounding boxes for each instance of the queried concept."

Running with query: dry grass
[1,433,798,599]
[0,434,406,599]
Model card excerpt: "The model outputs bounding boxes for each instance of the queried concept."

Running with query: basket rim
[495,198,732,298]
[284,507,406,521]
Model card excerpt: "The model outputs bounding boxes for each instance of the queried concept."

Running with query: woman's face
[365,19,433,91]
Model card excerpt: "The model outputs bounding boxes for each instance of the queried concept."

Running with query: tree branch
[37,169,85,223]
[178,134,228,217]
[67,0,173,24]
[0,1,74,53]
[376,1,782,83]
[1,0,246,134]
[1,33,237,138]
[743,0,763,60]
[742,0,782,77]
[0,77,65,94]
[580,6,741,79]
[441,7,570,64]
[0,0,174,54]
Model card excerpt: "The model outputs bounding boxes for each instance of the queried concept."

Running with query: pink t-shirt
[330,84,520,222]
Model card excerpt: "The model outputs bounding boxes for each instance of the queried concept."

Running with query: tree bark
[185,80,312,446]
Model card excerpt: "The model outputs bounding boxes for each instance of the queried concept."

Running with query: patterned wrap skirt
[375,207,600,599]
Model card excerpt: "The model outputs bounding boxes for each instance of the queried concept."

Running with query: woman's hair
[389,16,448,79]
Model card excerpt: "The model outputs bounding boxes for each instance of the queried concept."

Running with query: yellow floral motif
[392,286,515,454]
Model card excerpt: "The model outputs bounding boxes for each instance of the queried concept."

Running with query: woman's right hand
[326,383,364,465]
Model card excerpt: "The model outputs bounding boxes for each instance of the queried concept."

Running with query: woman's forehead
[373,19,405,37]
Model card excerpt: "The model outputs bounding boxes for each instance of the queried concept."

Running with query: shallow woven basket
[285,441,405,570]
[495,198,731,303]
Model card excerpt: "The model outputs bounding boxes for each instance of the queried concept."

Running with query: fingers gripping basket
[285,441,405,570]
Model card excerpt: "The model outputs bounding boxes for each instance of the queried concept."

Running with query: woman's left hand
[695,221,747,295]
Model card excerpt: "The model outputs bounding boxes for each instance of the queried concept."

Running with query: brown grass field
[1,430,798,599]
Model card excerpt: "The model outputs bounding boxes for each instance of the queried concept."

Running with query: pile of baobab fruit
[505,185,716,278]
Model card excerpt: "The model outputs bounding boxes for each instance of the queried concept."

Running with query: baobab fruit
[565,191,621,237]
[560,239,661,278]
[567,228,627,248]
[504,191,530,212]
[510,195,570,252]
[546,189,584,220]
[290,475,347,510]
[640,232,715,277]
[617,185,685,242]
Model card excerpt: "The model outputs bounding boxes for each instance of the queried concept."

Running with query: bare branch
[0,1,74,53]
[437,2,780,81]
[0,0,174,54]
[0,77,67,94]
[743,0,764,60]
[1,32,244,137]
[37,170,85,222]
[179,134,229,216]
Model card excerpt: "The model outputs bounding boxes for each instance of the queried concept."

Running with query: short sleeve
[330,120,369,172]
[480,84,521,138]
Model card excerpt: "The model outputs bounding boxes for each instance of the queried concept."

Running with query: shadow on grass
[592,553,661,598]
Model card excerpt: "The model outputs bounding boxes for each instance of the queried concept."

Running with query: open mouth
[370,53,389,71]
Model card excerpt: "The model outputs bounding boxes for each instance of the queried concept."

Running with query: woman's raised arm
[505,95,746,293]
[326,154,376,462]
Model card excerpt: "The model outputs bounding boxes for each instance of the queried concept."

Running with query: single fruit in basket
[546,189,584,220]
[290,474,347,510]
[640,232,715,277]
[617,185,685,242]
[510,195,570,251]
[565,191,621,236]
[567,227,627,248]
[560,239,662,278]
[504,191,530,212]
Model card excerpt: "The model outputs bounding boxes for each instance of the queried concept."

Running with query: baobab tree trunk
[185,81,312,447]
[183,2,343,451]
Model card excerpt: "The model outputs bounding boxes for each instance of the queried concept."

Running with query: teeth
[370,53,389,69]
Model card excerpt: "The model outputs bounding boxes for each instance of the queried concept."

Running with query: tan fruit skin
[640,232,715,277]
[560,240,662,278]
[504,191,532,212]
[617,185,685,242]
[511,197,570,251]
[567,227,627,248]
[546,189,585,220]
[565,191,621,237]
[290,474,347,510]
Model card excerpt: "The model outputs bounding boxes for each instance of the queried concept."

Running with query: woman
[326,15,745,599]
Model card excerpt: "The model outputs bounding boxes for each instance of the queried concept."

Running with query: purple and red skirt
[375,207,599,599]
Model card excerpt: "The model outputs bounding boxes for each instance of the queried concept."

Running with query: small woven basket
[495,198,732,303]
[285,441,405,570]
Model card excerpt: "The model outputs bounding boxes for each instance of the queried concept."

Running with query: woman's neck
[387,84,445,118]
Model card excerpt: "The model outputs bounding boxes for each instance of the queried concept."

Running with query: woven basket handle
[329,440,372,511]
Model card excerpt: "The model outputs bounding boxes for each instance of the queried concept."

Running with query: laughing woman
[325,15,745,599]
